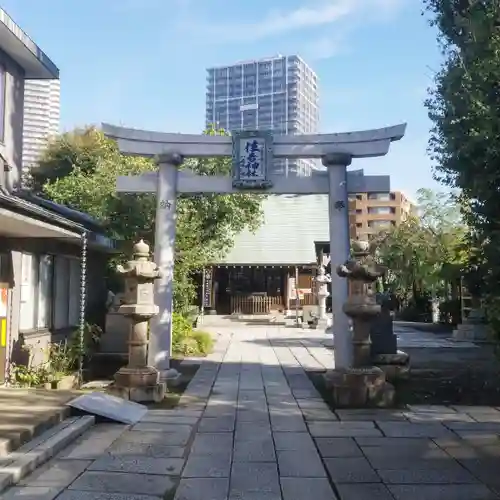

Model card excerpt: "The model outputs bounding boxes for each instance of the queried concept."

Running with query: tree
[35,126,264,312]
[424,0,500,307]
[374,189,467,311]
[31,128,118,191]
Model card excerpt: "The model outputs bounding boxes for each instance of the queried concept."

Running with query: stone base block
[323,366,395,408]
[108,382,166,403]
[452,324,489,342]
[373,350,410,382]
[317,317,332,330]
[114,366,159,388]
[378,363,410,381]
[373,350,409,365]
[322,338,334,349]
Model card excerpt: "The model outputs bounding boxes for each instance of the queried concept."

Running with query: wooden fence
[230,294,284,315]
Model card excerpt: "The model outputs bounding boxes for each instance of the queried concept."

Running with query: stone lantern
[324,240,395,407]
[109,239,165,403]
[314,265,332,331]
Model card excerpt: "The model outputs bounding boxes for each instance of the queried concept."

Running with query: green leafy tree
[374,189,467,308]
[36,126,264,312]
[424,0,500,310]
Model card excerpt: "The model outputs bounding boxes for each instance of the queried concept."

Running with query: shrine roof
[219,194,330,266]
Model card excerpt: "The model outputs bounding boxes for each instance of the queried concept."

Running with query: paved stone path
[394,327,476,349]
[2,326,500,500]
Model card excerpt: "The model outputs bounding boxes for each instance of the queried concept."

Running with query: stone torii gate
[102,123,406,380]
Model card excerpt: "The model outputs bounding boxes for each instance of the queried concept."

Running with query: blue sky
[4,0,443,199]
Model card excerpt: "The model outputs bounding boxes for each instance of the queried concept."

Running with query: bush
[172,312,213,357]
[192,330,214,353]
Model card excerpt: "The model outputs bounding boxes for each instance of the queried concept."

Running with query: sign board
[289,287,311,300]
[203,268,213,308]
[0,288,7,317]
[0,289,7,349]
[232,130,273,189]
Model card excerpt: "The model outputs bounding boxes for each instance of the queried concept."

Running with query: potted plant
[44,340,79,390]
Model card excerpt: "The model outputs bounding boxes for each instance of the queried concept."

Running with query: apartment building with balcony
[22,78,60,172]
[348,191,414,240]
[206,54,319,177]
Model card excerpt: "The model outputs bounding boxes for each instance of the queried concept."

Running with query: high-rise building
[206,55,319,177]
[348,190,415,240]
[22,79,60,172]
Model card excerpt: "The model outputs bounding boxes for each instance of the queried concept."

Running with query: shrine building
[202,180,394,316]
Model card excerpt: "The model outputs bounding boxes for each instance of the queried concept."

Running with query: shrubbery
[171,312,213,357]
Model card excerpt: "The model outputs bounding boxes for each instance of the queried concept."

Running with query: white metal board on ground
[67,392,147,425]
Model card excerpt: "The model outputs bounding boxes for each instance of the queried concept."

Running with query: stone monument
[314,265,332,331]
[452,306,489,342]
[371,295,410,381]
[324,240,395,407]
[108,240,165,403]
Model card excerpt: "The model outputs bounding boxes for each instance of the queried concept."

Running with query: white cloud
[178,0,403,43]
[303,35,344,61]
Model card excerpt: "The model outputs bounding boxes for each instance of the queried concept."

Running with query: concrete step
[0,415,95,493]
[0,388,78,456]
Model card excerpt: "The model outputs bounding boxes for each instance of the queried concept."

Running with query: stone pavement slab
[308,421,382,438]
[233,439,276,462]
[108,439,186,459]
[277,450,326,477]
[0,486,65,500]
[88,455,184,475]
[190,433,233,457]
[376,421,455,438]
[58,424,127,460]
[273,432,316,452]
[280,478,336,500]
[174,478,229,500]
[18,459,91,488]
[182,455,232,478]
[230,462,281,499]
[388,484,499,500]
[324,457,381,483]
[68,471,176,496]
[315,437,363,458]
[58,492,163,500]
[335,483,394,500]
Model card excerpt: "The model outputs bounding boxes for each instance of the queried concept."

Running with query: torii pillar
[102,123,406,380]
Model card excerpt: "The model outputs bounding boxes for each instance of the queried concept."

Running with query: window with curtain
[20,254,54,331]
[54,256,81,329]
[37,255,53,328]
[19,253,38,331]
[20,253,81,332]
[68,258,80,326]
[54,256,69,330]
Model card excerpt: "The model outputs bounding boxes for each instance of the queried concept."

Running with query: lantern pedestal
[107,240,166,403]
